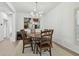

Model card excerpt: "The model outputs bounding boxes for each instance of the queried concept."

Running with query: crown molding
[5,2,16,13]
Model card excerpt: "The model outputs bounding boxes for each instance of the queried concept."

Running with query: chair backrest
[41,29,53,38]
[20,30,27,40]
[40,29,54,46]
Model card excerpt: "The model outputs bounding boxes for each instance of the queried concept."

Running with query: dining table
[27,31,41,54]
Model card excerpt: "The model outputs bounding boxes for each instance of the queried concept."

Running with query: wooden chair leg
[22,48,24,53]
[36,45,38,54]
[49,48,52,56]
[33,43,35,54]
[22,45,24,53]
[39,49,42,56]
[31,42,33,51]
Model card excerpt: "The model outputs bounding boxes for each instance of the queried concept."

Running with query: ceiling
[11,2,60,15]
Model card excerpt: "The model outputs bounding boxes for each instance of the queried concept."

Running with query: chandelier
[30,2,43,18]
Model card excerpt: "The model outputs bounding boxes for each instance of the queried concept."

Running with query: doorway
[0,12,10,41]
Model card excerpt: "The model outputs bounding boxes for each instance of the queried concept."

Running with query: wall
[16,12,40,31]
[0,2,16,42]
[16,12,28,31]
[41,2,79,53]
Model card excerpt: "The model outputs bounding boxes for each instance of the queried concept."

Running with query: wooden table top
[27,32,41,38]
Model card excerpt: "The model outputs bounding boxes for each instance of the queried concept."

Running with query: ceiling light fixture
[30,2,43,18]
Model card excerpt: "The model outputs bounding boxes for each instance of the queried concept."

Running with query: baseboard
[53,41,79,56]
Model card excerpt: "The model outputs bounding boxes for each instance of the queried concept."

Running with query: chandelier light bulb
[39,11,43,14]
[30,12,34,16]
[34,8,36,11]
[39,14,42,17]
[30,2,43,18]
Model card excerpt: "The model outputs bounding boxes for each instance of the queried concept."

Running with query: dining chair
[36,29,54,56]
[21,30,33,53]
